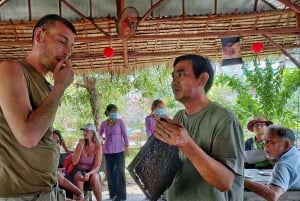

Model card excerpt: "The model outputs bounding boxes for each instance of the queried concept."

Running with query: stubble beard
[173,88,185,103]
[40,44,55,73]
[266,152,277,160]
[172,86,181,101]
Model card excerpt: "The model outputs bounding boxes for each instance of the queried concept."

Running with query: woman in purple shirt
[99,104,129,201]
[145,99,170,139]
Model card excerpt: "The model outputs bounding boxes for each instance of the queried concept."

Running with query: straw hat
[247,117,273,132]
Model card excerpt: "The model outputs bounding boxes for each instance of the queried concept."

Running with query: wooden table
[244,169,272,184]
[243,169,300,201]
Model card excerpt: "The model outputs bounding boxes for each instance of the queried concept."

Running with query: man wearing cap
[245,117,273,169]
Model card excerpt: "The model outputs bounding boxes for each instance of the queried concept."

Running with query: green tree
[54,58,299,147]
[54,65,179,146]
[215,57,300,129]
[131,65,181,116]
[54,73,134,146]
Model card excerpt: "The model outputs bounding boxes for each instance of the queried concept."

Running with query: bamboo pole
[60,0,110,36]
[262,34,300,68]
[1,27,299,46]
[277,0,300,14]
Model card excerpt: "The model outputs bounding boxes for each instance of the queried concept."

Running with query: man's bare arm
[181,137,235,191]
[244,179,284,201]
[0,60,73,148]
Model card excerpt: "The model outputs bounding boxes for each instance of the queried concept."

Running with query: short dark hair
[267,125,295,145]
[151,99,163,113]
[173,54,215,93]
[105,104,118,116]
[152,99,163,108]
[32,14,76,40]
[53,129,62,145]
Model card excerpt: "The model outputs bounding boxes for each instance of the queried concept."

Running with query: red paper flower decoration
[251,42,264,54]
[103,47,115,58]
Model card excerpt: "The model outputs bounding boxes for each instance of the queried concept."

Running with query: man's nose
[64,44,73,58]
[171,80,177,88]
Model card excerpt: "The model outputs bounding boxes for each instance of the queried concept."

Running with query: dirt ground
[101,181,147,201]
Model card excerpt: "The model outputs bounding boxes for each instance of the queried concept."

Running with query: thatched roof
[0,0,299,75]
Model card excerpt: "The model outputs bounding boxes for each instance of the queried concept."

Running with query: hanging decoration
[251,42,264,64]
[251,42,264,54]
[103,46,115,71]
[103,47,115,58]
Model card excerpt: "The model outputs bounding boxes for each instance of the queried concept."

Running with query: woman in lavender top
[99,104,129,201]
[145,99,170,139]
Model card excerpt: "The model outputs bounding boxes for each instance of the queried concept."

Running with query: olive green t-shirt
[0,60,58,197]
[167,102,245,201]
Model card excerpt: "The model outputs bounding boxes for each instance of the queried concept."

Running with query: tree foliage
[54,65,181,146]
[215,57,300,129]
[54,58,299,147]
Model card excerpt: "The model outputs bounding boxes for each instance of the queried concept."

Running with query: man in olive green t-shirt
[0,14,75,200]
[154,54,244,201]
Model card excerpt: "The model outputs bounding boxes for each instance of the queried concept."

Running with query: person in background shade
[245,117,273,169]
[53,131,85,201]
[145,99,170,139]
[53,129,72,154]
[99,104,129,201]
[72,123,103,201]
[244,125,300,201]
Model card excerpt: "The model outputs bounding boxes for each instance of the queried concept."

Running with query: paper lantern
[251,42,264,54]
[103,47,114,58]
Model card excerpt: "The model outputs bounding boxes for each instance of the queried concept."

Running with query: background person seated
[53,129,72,154]
[53,130,85,201]
[57,172,85,201]
[245,117,273,169]
[72,123,103,201]
[53,129,73,169]
[244,125,300,201]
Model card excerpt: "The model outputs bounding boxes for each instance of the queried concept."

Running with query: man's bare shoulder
[0,60,20,66]
[0,60,21,70]
[0,60,24,78]
[0,60,27,95]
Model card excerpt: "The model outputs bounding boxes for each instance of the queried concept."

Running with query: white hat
[80,123,96,133]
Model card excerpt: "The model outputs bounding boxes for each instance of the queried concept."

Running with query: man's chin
[266,155,277,160]
[173,92,181,100]
[174,95,180,101]
[44,64,54,73]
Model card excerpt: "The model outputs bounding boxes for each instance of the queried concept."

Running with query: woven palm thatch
[0,0,299,75]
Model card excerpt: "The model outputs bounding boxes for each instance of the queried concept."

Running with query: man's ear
[283,140,292,151]
[34,27,43,43]
[199,72,209,87]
